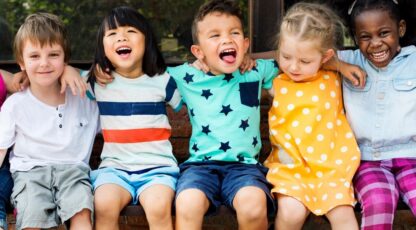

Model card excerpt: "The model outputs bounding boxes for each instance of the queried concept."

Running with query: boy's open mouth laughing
[219,48,237,64]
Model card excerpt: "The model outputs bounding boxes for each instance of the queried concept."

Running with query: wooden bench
[6,91,416,229]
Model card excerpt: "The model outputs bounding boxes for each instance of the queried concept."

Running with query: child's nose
[370,37,382,47]
[117,33,128,42]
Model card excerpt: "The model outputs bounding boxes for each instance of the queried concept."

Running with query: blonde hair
[14,12,70,65]
[277,2,344,53]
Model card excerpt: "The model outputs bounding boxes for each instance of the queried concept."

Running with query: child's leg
[0,158,12,230]
[137,166,179,230]
[175,163,219,230]
[353,160,399,230]
[326,205,358,230]
[69,209,92,230]
[223,163,274,230]
[233,186,268,230]
[94,184,132,230]
[275,195,309,230]
[140,185,174,230]
[175,188,210,229]
[54,165,93,230]
[394,158,416,216]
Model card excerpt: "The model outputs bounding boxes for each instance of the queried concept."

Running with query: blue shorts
[176,161,275,215]
[91,166,179,204]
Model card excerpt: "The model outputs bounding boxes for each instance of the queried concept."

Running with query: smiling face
[103,25,145,78]
[278,34,333,82]
[19,40,65,89]
[191,12,249,75]
[354,9,405,68]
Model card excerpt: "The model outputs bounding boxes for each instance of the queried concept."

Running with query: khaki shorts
[11,164,93,229]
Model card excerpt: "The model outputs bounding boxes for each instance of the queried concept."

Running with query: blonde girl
[264,3,360,230]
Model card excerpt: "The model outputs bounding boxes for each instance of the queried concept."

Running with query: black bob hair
[89,6,165,82]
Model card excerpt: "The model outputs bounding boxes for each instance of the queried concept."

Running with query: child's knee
[234,187,267,219]
[175,189,209,215]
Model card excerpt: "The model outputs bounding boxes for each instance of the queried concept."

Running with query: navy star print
[223,74,234,83]
[219,141,231,152]
[201,89,213,99]
[192,143,199,152]
[183,73,194,84]
[237,154,245,162]
[203,155,212,161]
[190,108,195,117]
[239,119,249,131]
[220,105,233,116]
[251,66,258,72]
[252,137,258,147]
[202,125,211,135]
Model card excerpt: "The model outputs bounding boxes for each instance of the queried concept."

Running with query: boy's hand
[94,64,113,86]
[190,59,210,73]
[60,65,87,97]
[12,72,29,92]
[338,62,366,88]
[239,54,256,73]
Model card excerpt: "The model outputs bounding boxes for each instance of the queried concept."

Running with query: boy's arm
[323,57,366,88]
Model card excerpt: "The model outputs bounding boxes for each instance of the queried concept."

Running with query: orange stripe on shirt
[102,128,171,143]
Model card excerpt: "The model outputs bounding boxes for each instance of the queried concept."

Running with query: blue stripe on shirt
[97,101,167,116]
[165,76,177,103]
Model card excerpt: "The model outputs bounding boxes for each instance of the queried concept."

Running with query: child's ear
[399,19,406,37]
[243,38,250,54]
[322,49,335,64]
[191,44,204,60]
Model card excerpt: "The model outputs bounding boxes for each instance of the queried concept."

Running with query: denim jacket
[339,46,416,161]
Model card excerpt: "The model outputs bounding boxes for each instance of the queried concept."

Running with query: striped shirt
[91,71,182,171]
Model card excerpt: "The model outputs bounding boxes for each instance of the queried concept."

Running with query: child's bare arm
[60,65,87,97]
[0,149,6,166]
[323,58,366,88]
[0,69,19,93]
[94,65,114,86]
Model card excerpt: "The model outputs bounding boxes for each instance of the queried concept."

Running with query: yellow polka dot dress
[264,70,360,215]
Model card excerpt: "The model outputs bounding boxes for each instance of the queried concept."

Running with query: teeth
[221,48,235,54]
[117,47,131,52]
[372,51,387,59]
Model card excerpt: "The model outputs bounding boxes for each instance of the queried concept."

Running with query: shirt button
[59,124,62,128]
[59,113,62,118]
[377,93,385,100]
[373,152,381,158]
[407,81,413,86]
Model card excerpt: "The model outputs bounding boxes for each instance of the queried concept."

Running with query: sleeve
[337,49,357,64]
[80,70,96,100]
[256,59,279,89]
[0,100,16,149]
[165,75,183,112]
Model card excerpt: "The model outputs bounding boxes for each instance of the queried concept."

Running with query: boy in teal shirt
[167,0,278,229]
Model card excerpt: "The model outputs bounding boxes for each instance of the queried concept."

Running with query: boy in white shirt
[0,13,99,230]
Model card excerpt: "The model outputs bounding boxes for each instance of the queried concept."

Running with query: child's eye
[50,53,60,57]
[106,32,116,37]
[29,54,39,59]
[231,31,241,35]
[209,34,219,38]
[358,35,370,41]
[380,31,390,37]
[301,60,311,64]
[127,29,137,33]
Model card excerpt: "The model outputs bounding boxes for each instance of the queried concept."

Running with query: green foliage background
[0,0,248,62]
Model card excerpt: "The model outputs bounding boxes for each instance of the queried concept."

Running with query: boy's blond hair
[14,12,70,65]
